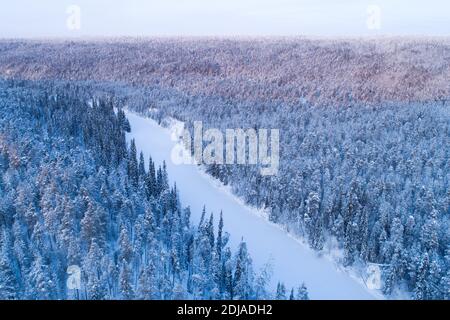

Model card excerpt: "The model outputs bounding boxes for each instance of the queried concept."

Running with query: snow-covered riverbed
[125,111,379,300]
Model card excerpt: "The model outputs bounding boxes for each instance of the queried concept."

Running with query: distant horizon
[1,0,449,38]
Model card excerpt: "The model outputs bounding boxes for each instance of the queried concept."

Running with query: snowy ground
[125,110,381,300]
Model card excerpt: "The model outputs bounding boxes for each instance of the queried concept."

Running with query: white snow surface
[125,110,380,300]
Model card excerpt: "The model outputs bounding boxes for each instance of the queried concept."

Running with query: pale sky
[0,0,449,38]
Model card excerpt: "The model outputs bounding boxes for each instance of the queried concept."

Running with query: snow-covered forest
[163,95,450,299]
[0,80,307,300]
[117,81,450,299]
[0,38,449,299]
[124,111,376,300]
[0,38,448,106]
